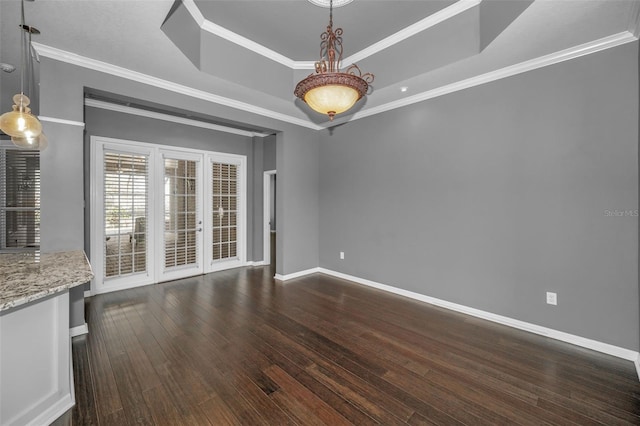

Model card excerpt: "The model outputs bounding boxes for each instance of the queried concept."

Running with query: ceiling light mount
[307,0,354,8]
[295,0,373,121]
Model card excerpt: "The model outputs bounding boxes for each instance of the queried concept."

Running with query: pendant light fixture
[0,0,44,147]
[294,0,374,121]
[11,22,47,150]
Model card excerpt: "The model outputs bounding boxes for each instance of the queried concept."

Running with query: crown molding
[85,98,271,138]
[200,18,300,69]
[32,30,636,132]
[182,0,479,70]
[32,42,321,131]
[38,116,86,128]
[326,31,637,127]
[293,61,318,71]
[180,0,205,27]
[182,0,303,69]
[628,0,640,38]
[343,0,481,65]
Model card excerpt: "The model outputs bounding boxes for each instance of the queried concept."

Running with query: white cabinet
[0,291,74,426]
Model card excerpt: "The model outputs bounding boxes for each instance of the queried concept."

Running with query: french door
[92,141,155,294]
[206,154,245,272]
[157,150,204,282]
[91,137,246,295]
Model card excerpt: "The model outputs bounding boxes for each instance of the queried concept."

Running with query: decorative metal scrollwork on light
[294,0,374,121]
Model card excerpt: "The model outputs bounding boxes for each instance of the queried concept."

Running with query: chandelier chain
[19,0,26,107]
[329,0,333,28]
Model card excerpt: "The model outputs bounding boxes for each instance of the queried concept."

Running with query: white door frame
[263,170,276,265]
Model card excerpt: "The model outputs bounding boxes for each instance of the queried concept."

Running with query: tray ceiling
[0,0,638,129]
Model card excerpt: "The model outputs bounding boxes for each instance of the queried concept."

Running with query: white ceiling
[0,0,638,131]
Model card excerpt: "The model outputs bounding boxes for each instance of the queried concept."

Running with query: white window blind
[164,158,198,269]
[103,151,148,278]
[0,148,40,251]
[212,162,238,261]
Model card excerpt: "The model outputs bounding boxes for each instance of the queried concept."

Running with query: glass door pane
[164,157,200,271]
[103,152,148,278]
[212,162,238,263]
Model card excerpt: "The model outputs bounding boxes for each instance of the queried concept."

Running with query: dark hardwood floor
[64,266,640,425]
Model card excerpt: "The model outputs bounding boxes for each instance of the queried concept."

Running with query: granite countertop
[0,250,93,312]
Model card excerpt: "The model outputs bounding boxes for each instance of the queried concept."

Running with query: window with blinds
[0,148,40,251]
[164,158,198,268]
[103,152,148,278]
[212,162,238,261]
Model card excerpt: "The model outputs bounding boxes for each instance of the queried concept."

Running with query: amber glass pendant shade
[0,94,42,139]
[12,131,48,151]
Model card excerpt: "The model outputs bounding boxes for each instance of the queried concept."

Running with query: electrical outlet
[546,292,557,306]
[340,251,345,260]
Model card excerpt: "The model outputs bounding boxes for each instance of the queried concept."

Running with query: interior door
[158,150,204,282]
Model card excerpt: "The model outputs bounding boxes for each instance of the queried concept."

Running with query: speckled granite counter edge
[0,250,94,313]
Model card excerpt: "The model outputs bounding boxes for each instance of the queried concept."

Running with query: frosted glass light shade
[304,84,360,118]
[12,131,48,151]
[0,94,42,139]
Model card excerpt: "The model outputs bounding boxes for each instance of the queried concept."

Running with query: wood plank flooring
[64,266,640,425]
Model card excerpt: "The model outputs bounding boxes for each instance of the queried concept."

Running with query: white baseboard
[315,268,640,376]
[247,260,267,267]
[84,290,91,298]
[29,393,74,426]
[70,323,89,337]
[274,267,321,281]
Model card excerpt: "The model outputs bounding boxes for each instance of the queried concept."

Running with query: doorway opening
[263,170,276,268]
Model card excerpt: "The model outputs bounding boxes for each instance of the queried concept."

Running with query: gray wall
[318,41,639,351]
[85,107,252,153]
[37,57,319,276]
[36,57,320,328]
[263,134,277,171]
[277,128,320,274]
[251,136,264,262]
[39,117,86,328]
